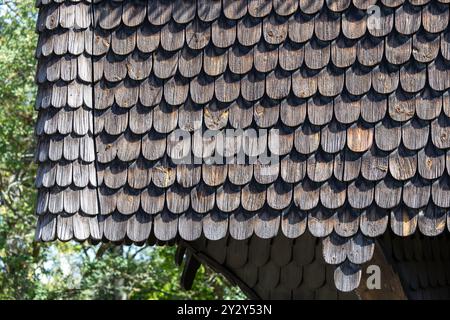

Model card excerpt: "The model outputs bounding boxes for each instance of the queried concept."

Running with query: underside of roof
[179,230,450,299]
[34,0,450,293]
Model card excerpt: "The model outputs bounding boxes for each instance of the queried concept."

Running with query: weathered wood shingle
[34,0,450,293]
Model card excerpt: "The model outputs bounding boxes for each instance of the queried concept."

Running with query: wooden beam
[355,241,407,300]
[179,240,261,299]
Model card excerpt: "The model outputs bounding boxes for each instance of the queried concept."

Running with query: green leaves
[0,0,39,300]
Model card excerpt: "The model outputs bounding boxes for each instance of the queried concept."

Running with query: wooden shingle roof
[34,0,450,292]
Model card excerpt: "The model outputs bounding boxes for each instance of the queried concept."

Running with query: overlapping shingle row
[35,0,101,241]
[34,0,450,292]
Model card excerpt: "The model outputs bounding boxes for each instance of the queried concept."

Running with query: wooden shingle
[34,0,450,296]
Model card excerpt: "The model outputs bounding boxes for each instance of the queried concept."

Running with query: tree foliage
[0,0,244,300]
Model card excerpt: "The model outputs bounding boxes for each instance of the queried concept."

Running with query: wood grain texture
[34,1,450,296]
